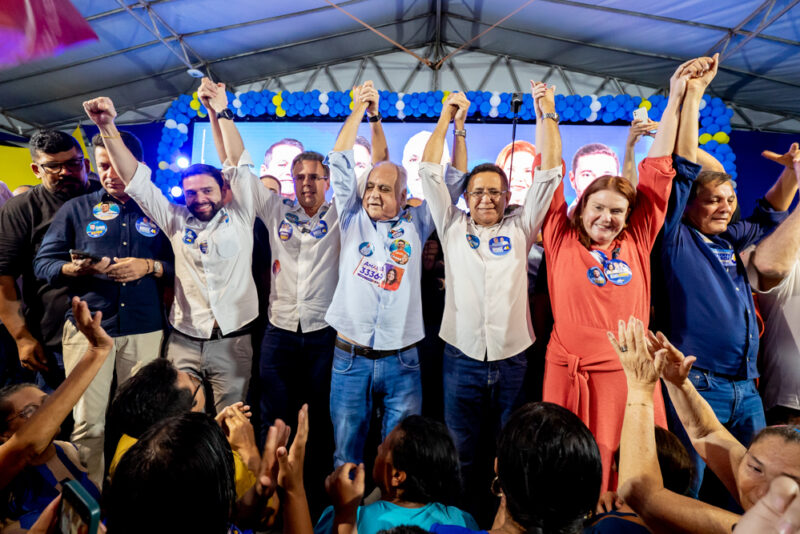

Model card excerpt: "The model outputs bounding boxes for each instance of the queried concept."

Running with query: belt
[692,367,745,382]
[334,338,416,360]
[177,324,252,342]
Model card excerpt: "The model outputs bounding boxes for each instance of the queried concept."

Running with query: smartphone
[633,107,649,123]
[68,249,102,263]
[59,480,100,534]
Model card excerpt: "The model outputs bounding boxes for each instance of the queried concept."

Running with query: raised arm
[650,59,696,159]
[334,84,370,152]
[206,103,228,165]
[83,97,138,184]
[0,298,112,489]
[452,94,468,173]
[422,95,459,165]
[622,119,657,186]
[675,54,719,162]
[752,149,800,289]
[198,78,246,167]
[762,143,800,212]
[536,82,561,170]
[364,86,389,164]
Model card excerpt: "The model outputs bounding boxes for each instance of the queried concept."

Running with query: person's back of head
[105,412,235,534]
[497,402,602,534]
[654,427,694,496]
[390,415,462,506]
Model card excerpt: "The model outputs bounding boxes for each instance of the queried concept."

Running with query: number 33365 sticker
[353,257,405,291]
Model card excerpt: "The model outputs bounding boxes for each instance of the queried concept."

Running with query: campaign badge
[92,202,120,221]
[223,213,230,224]
[199,241,208,254]
[389,239,411,265]
[272,260,281,275]
[135,217,159,237]
[354,258,385,286]
[604,259,633,286]
[402,210,412,222]
[359,242,374,257]
[310,220,328,239]
[282,198,294,207]
[466,234,480,249]
[285,212,300,225]
[587,266,607,286]
[488,236,511,256]
[278,221,293,241]
[318,206,329,218]
[183,228,197,244]
[86,221,107,238]
[388,226,404,239]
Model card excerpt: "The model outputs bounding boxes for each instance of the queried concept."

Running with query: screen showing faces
[191,121,653,206]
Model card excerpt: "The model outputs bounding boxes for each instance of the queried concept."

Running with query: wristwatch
[367,112,382,123]
[217,108,234,121]
[454,129,467,138]
[541,112,560,122]
[153,260,163,277]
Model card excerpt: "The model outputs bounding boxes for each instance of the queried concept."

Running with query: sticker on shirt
[278,221,293,241]
[466,234,480,249]
[92,202,120,221]
[273,260,281,275]
[359,242,374,257]
[310,220,328,239]
[85,221,107,238]
[401,211,412,222]
[223,213,230,224]
[282,198,294,207]
[183,228,197,245]
[199,241,208,254]
[354,258,386,285]
[135,217,159,237]
[388,226,404,239]
[318,206,329,218]
[587,266,607,286]
[285,213,300,225]
[488,236,511,256]
[710,245,737,268]
[380,264,405,291]
[389,239,412,265]
[604,259,633,286]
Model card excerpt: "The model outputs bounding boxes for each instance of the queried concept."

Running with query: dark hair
[264,138,304,167]
[497,402,602,534]
[29,130,81,158]
[466,163,508,192]
[105,412,235,534]
[180,163,225,190]
[92,131,144,162]
[750,425,800,448]
[377,527,430,534]
[0,383,40,435]
[570,175,637,249]
[291,150,329,178]
[355,135,372,154]
[104,359,194,475]
[390,415,462,506]
[654,427,695,496]
[687,170,734,203]
[570,143,619,175]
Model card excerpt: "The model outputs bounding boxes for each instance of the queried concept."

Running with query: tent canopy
[1,0,799,135]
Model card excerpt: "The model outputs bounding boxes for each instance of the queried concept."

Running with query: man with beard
[33,131,173,483]
[82,96,258,413]
[0,130,100,387]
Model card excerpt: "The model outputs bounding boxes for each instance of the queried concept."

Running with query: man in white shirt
[419,84,561,499]
[325,82,466,467]
[83,96,258,413]
[744,145,800,426]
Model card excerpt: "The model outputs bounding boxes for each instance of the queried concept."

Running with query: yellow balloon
[639,100,652,110]
[699,133,712,145]
[712,131,730,144]
[442,90,451,103]
[349,89,354,98]
[349,101,354,110]
[192,91,198,99]
[158,161,169,170]
[276,107,286,118]
[272,94,282,106]
[197,111,207,118]
[189,100,200,110]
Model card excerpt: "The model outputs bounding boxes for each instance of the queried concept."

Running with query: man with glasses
[419,85,561,507]
[0,130,100,388]
[33,131,173,483]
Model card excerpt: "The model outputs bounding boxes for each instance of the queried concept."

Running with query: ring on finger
[620,346,628,353]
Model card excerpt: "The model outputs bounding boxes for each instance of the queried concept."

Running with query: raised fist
[83,97,117,127]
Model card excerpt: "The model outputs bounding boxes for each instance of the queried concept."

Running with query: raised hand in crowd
[675,55,719,162]
[216,401,260,475]
[83,97,138,184]
[198,77,228,115]
[762,141,800,169]
[271,404,314,534]
[325,462,366,534]
[622,118,658,186]
[530,79,553,119]
[197,77,230,164]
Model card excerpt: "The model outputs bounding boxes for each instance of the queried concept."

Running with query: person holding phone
[33,131,173,485]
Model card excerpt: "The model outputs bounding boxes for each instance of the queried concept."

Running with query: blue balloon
[705,140,719,150]
[707,124,720,134]
[721,124,732,134]
[582,95,592,106]
[498,102,510,114]
[434,101,443,113]
[479,101,491,114]
[386,106,398,117]
[614,108,626,119]
[466,91,476,100]
[433,90,444,100]
[563,107,575,120]
[580,107,591,119]
[555,99,566,112]
[418,102,429,113]
[726,152,736,162]
[606,101,619,112]
[701,116,714,127]
[425,95,435,106]
[602,111,615,123]
[566,95,576,105]
[715,115,729,125]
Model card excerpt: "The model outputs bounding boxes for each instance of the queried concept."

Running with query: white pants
[62,320,163,485]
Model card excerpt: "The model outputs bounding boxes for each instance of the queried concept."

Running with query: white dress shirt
[228,154,340,333]
[420,162,561,361]
[125,161,258,338]
[324,150,465,350]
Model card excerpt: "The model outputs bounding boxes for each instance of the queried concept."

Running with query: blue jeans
[442,344,527,472]
[667,368,765,504]
[330,340,422,467]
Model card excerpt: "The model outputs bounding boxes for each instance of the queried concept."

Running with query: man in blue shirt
[653,54,794,498]
[34,131,173,484]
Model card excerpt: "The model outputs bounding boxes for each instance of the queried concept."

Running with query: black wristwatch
[367,112,382,123]
[218,108,234,121]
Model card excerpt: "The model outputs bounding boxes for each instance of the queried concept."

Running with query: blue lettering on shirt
[135,217,159,237]
[587,267,607,286]
[488,236,511,256]
[86,221,107,238]
[604,259,633,286]
[278,221,293,241]
[310,220,328,238]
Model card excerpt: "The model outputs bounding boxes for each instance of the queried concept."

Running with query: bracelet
[367,112,382,123]
[101,133,120,139]
[454,128,466,137]
[146,259,153,274]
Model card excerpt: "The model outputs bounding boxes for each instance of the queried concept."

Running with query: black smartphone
[58,480,100,534]
[68,249,103,263]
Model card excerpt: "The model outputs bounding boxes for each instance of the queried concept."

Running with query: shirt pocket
[213,225,240,258]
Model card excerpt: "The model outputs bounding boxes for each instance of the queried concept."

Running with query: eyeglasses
[293,173,327,182]
[466,189,507,200]
[38,157,85,175]
[5,402,42,424]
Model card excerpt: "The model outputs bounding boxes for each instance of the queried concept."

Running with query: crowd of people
[0,52,798,534]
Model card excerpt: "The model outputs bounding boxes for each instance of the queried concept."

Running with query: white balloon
[319,104,329,115]
[165,119,177,129]
[589,94,598,101]
[319,93,329,104]
[699,99,707,110]
[177,123,188,134]
[232,99,242,109]
[489,95,501,107]
[169,163,180,172]
[397,92,405,99]
[396,100,405,111]
[236,109,245,117]
[489,107,499,118]
[587,111,598,122]
[397,110,406,120]
[235,91,243,97]
[590,101,602,112]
